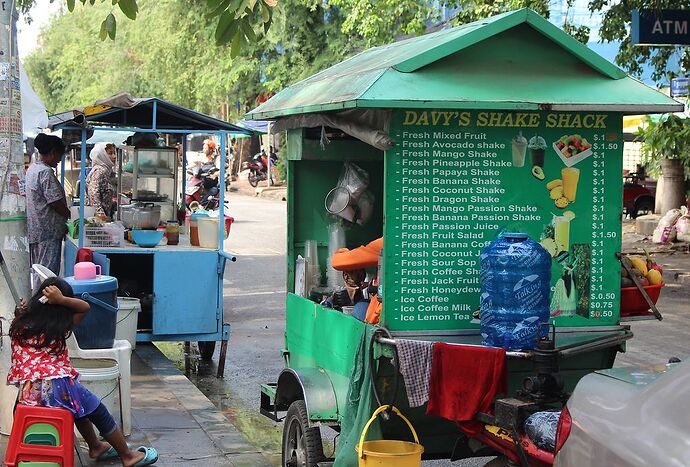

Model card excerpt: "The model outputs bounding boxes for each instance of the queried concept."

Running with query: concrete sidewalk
[1,344,273,467]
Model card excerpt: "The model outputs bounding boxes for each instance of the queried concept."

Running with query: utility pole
[0,4,28,435]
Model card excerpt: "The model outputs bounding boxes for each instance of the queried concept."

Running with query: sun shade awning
[49,94,252,134]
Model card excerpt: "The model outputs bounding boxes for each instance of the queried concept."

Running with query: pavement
[0,342,273,467]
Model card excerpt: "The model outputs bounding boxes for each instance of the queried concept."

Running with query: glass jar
[166,221,180,246]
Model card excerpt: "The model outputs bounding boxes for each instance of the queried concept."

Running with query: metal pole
[266,123,272,188]
[78,129,87,249]
[218,132,226,252]
[0,3,26,436]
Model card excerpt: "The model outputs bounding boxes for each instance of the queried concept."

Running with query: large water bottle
[480,232,551,350]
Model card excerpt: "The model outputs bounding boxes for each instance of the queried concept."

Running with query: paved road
[181,192,690,466]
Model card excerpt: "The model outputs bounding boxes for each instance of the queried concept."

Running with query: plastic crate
[84,223,124,248]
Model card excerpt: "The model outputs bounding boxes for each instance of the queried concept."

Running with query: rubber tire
[198,341,216,360]
[248,171,259,187]
[282,400,324,467]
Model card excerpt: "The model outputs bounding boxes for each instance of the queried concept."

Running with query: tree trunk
[654,172,665,214]
[660,158,686,216]
[0,6,28,435]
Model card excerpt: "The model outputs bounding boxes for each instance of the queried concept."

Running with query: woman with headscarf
[86,143,117,219]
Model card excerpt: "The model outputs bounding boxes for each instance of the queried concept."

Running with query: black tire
[282,400,324,467]
[198,341,216,360]
[631,198,654,219]
[248,171,259,187]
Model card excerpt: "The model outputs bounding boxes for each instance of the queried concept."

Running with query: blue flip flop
[96,445,119,461]
[133,446,158,466]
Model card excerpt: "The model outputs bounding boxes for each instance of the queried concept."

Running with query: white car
[554,358,689,466]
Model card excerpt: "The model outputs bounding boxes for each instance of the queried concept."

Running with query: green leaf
[207,0,227,9]
[260,2,270,22]
[239,18,256,42]
[112,0,119,5]
[67,0,76,11]
[230,29,246,57]
[118,0,138,20]
[99,20,108,41]
[105,13,116,40]
[215,11,239,45]
[209,0,231,17]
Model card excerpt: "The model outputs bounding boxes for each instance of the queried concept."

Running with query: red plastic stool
[4,405,74,467]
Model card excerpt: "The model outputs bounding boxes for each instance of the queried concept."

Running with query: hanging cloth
[396,339,433,407]
[427,343,507,432]
[333,325,382,466]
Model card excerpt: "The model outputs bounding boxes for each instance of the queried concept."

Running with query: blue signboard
[671,78,689,97]
[632,9,690,46]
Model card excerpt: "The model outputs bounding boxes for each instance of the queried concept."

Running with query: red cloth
[427,343,507,427]
[76,248,93,264]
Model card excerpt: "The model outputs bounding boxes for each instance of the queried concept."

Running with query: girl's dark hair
[34,133,66,156]
[9,277,75,352]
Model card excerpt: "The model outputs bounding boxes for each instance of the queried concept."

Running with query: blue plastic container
[65,275,119,349]
[480,232,551,350]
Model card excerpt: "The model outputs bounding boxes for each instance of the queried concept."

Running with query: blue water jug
[65,275,119,349]
[480,232,551,350]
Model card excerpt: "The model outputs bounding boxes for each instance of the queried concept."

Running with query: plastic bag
[653,208,683,243]
[337,162,369,202]
[524,410,561,452]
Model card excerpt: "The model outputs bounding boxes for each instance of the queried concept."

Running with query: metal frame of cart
[248,8,683,466]
[49,96,253,377]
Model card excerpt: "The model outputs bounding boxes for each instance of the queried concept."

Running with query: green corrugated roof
[247,8,682,119]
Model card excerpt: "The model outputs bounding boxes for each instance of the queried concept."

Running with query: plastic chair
[23,423,60,446]
[4,405,74,467]
[66,334,132,436]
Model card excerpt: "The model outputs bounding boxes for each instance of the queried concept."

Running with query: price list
[383,110,623,331]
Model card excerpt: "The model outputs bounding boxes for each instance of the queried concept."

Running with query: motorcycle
[185,165,221,211]
[247,151,277,187]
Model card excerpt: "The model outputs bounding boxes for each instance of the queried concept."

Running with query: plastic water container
[65,275,119,349]
[71,358,119,425]
[480,232,551,350]
[197,216,233,249]
[116,297,141,349]
[188,212,209,246]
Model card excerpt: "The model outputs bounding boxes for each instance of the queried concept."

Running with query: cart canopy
[49,93,251,134]
[247,8,682,120]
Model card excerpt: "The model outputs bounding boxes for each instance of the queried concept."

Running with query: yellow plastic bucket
[356,405,424,467]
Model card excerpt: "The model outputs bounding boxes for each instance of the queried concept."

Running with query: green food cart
[249,9,682,466]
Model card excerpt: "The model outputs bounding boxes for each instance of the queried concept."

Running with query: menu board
[383,110,622,331]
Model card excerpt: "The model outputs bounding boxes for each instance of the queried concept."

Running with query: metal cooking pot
[120,203,161,229]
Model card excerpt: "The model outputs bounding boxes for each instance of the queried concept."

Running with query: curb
[135,345,273,466]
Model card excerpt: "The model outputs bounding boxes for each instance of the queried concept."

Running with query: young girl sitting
[8,277,158,467]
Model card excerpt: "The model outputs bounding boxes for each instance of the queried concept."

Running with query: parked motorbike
[248,151,277,187]
[185,165,221,210]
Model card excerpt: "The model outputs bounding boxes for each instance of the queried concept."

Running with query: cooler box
[65,275,119,349]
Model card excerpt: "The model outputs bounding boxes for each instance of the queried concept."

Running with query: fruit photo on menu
[553,134,593,167]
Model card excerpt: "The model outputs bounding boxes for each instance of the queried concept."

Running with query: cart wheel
[198,341,216,360]
[282,400,324,467]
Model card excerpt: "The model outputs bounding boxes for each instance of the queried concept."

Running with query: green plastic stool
[23,423,60,446]
[18,463,61,467]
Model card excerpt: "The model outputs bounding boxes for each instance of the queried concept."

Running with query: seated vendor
[331,237,383,324]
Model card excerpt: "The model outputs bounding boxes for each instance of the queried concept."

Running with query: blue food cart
[50,96,253,376]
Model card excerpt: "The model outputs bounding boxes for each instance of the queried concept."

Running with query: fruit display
[621,251,664,288]
[545,178,574,209]
[555,134,592,158]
